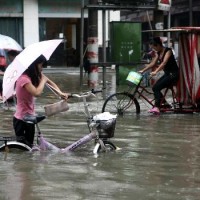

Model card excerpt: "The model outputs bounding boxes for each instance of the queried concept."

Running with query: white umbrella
[0,34,22,51]
[2,39,63,102]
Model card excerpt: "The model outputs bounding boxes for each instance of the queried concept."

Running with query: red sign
[160,0,170,4]
[158,0,171,11]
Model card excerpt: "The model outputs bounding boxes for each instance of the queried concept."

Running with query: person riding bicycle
[139,37,179,114]
[13,55,68,147]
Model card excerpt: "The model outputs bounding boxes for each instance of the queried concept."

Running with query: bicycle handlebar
[91,88,103,94]
[69,88,103,99]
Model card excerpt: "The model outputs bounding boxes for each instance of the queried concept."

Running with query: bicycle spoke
[102,93,140,116]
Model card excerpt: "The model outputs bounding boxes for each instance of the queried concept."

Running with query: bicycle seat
[23,114,46,124]
[0,136,15,142]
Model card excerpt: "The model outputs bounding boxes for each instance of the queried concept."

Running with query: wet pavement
[0,69,200,200]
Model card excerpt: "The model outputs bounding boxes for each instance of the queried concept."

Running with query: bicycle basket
[96,118,116,138]
[126,71,142,86]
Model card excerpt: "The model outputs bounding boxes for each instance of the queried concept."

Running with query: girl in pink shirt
[13,55,68,147]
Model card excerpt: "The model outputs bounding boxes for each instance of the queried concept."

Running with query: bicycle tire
[97,141,117,153]
[102,92,140,116]
[0,141,32,152]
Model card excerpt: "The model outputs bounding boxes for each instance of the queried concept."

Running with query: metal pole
[146,10,153,37]
[88,0,99,88]
[108,11,110,41]
[102,10,106,63]
[167,10,171,47]
[189,0,193,26]
[80,0,85,88]
[102,9,106,90]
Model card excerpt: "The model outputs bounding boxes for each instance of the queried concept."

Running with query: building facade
[120,0,200,34]
[0,0,89,66]
[0,0,199,65]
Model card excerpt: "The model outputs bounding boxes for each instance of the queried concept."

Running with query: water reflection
[0,72,200,199]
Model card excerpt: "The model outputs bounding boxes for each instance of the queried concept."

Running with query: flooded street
[1,70,200,200]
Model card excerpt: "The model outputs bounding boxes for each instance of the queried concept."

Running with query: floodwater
[1,70,200,200]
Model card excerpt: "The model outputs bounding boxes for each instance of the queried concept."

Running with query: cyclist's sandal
[148,107,160,114]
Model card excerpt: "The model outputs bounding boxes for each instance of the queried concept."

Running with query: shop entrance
[40,18,81,67]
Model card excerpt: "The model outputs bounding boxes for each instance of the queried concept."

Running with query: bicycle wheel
[102,92,140,116]
[0,141,32,152]
[97,141,117,153]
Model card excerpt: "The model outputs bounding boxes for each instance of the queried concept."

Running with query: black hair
[150,37,163,47]
[23,54,47,87]
[7,50,20,57]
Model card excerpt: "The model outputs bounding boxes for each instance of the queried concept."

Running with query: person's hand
[41,74,48,83]
[59,92,70,100]
[138,70,144,74]
[150,71,157,77]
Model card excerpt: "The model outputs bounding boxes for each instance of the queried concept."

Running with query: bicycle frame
[134,84,155,107]
[128,75,198,113]
[35,90,117,153]
[36,129,99,153]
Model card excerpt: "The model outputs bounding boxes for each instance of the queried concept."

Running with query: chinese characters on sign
[110,22,141,63]
[120,41,134,62]
[158,0,172,11]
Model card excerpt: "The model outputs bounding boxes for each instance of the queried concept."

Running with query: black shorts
[13,117,35,147]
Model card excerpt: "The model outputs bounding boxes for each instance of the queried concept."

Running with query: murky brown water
[0,70,200,200]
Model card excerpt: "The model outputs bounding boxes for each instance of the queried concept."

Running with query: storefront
[0,0,88,66]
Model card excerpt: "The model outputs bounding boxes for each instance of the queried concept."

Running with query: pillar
[23,0,39,47]
[87,0,99,87]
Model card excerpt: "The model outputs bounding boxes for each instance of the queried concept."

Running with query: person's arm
[0,71,4,76]
[45,75,61,92]
[150,50,172,76]
[139,54,159,74]
[24,74,47,97]
[43,74,69,99]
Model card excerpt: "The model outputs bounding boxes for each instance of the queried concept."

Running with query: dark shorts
[13,117,35,147]
[152,72,179,107]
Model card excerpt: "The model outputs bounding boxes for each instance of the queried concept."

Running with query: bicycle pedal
[115,146,122,151]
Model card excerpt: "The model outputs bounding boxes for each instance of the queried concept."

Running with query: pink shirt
[14,74,35,120]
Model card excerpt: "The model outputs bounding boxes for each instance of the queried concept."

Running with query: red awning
[177,31,200,105]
